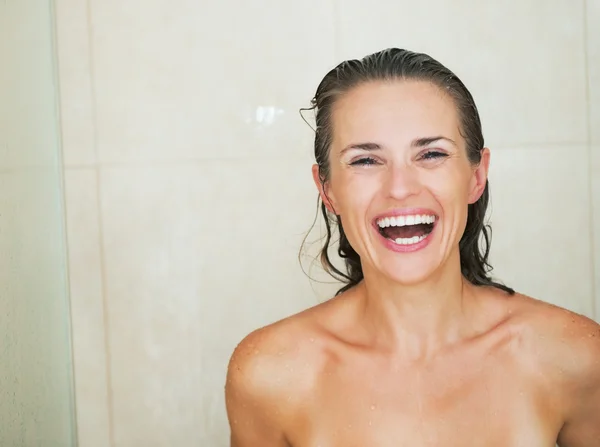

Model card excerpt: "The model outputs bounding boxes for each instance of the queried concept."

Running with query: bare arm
[225,331,290,447]
[557,321,600,447]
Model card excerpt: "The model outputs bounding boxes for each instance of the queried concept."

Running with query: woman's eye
[421,151,448,160]
[350,157,378,166]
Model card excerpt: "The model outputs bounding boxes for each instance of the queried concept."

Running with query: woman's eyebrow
[411,136,457,148]
[341,136,456,154]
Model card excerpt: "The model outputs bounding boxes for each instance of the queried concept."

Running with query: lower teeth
[394,234,427,245]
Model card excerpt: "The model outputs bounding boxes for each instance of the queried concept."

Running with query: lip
[372,207,438,254]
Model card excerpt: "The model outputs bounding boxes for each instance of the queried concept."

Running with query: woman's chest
[293,395,558,447]
[288,357,562,447]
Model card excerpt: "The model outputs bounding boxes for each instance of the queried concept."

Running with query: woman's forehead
[331,80,462,148]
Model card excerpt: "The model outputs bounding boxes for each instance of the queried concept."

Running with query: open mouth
[376,214,437,246]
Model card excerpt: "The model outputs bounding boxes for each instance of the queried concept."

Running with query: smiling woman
[309,51,514,297]
[225,48,600,447]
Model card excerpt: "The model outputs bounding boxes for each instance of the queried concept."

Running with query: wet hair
[303,48,514,296]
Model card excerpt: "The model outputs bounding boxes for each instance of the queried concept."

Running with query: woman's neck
[357,254,482,361]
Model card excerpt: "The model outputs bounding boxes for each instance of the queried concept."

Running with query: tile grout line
[57,142,593,171]
[94,165,116,447]
[86,0,116,444]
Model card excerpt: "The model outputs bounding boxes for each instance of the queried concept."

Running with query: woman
[225,48,600,446]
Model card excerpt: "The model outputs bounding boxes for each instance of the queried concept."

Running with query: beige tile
[592,145,600,321]
[486,145,594,318]
[588,0,600,144]
[55,0,97,166]
[64,168,112,446]
[89,0,335,164]
[99,158,327,446]
[336,1,587,149]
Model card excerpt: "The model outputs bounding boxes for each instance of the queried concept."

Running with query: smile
[376,213,437,246]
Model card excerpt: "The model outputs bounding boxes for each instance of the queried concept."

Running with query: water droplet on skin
[368,420,372,426]
[370,405,376,410]
[310,338,315,342]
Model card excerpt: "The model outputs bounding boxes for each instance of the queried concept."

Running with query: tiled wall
[589,0,600,325]
[54,0,600,445]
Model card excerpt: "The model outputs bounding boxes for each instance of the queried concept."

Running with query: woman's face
[313,80,489,285]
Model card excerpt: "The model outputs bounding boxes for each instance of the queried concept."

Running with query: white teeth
[394,235,427,245]
[377,214,436,228]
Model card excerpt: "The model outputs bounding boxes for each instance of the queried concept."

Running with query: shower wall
[0,1,76,446]
[53,0,600,446]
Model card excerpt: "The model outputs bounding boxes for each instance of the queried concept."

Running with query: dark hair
[303,48,514,296]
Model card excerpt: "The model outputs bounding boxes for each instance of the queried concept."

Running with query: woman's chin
[371,259,440,287]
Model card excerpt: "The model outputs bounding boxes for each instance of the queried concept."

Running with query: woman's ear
[468,148,490,204]
[312,164,337,213]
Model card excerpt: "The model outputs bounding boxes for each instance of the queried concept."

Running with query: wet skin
[226,285,600,447]
[225,80,600,446]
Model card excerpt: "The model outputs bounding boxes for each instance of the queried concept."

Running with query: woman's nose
[384,164,421,200]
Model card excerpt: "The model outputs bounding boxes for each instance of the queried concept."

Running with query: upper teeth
[377,214,436,228]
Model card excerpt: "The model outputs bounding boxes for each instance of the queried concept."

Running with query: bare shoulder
[225,302,335,410]
[506,292,600,382]
[227,313,323,389]
[478,289,600,445]
[224,304,335,445]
